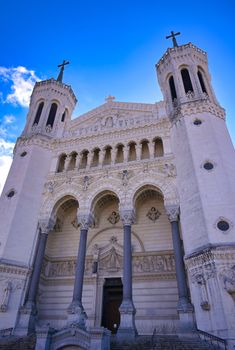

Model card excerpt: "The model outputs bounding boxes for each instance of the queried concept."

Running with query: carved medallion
[146,207,161,222]
[107,211,120,225]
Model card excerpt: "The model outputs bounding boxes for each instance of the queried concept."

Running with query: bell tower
[0,62,77,331]
[157,34,235,347]
[23,60,77,139]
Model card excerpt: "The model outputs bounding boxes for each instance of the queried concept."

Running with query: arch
[33,101,44,125]
[103,145,112,165]
[133,184,164,208]
[90,189,120,214]
[140,139,150,159]
[115,144,124,163]
[80,150,89,169]
[197,68,207,94]
[181,68,194,93]
[169,75,177,101]
[91,148,100,167]
[46,102,58,127]
[57,153,67,173]
[128,142,137,161]
[153,137,164,157]
[67,152,77,171]
[61,108,68,122]
[51,194,79,218]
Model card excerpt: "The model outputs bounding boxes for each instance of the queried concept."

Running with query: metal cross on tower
[57,60,70,83]
[166,31,181,47]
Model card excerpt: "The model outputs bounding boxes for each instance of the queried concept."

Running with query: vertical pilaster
[117,208,137,339]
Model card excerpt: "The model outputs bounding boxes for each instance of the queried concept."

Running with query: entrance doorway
[101,278,123,334]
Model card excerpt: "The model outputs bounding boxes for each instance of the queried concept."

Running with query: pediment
[65,100,167,138]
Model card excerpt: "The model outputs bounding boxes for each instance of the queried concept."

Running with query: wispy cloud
[4,114,15,124]
[0,66,40,107]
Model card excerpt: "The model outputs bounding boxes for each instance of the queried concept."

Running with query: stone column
[149,141,155,159]
[14,218,54,335]
[86,151,93,169]
[123,145,128,163]
[64,155,70,172]
[165,205,194,330]
[117,209,137,339]
[136,144,141,161]
[110,147,115,165]
[67,212,94,330]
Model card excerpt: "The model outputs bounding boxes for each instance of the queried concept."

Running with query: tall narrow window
[116,144,124,163]
[169,76,177,101]
[128,143,136,161]
[181,69,194,93]
[141,140,150,160]
[46,103,58,127]
[57,154,66,172]
[33,101,44,125]
[154,138,164,157]
[198,70,207,94]
[61,110,66,122]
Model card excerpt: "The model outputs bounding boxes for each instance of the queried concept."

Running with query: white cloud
[0,138,14,195]
[0,66,40,107]
[4,114,15,124]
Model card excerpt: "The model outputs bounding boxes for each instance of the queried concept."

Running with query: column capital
[38,217,55,234]
[119,208,136,225]
[165,205,180,222]
[77,212,94,230]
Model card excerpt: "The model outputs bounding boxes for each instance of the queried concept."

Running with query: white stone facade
[0,41,235,349]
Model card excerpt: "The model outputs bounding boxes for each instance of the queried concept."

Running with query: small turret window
[198,70,207,94]
[46,103,58,127]
[169,76,177,101]
[33,101,44,125]
[181,68,194,93]
[61,110,66,122]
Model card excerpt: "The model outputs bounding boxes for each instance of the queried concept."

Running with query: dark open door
[101,278,123,334]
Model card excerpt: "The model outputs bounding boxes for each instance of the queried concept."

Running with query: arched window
[61,110,66,122]
[103,146,112,165]
[46,103,58,127]
[181,68,194,93]
[116,144,124,163]
[154,138,164,157]
[80,150,88,169]
[57,154,66,173]
[91,148,100,167]
[67,152,77,171]
[197,70,207,94]
[169,76,177,101]
[33,101,44,125]
[128,142,136,161]
[141,140,150,160]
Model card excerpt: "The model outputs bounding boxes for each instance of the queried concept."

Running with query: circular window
[7,190,15,198]
[217,220,230,232]
[203,162,214,170]
[20,151,27,157]
[193,119,202,125]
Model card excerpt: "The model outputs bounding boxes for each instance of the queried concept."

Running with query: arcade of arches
[34,186,189,335]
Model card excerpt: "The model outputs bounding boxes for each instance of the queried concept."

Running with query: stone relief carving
[191,273,210,311]
[71,217,80,229]
[83,176,90,191]
[53,218,63,232]
[220,265,235,295]
[146,207,161,222]
[42,252,175,278]
[164,163,176,177]
[0,281,12,312]
[107,211,120,224]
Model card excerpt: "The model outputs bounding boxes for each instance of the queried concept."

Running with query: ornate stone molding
[77,212,94,230]
[119,208,136,225]
[38,217,56,234]
[165,205,179,222]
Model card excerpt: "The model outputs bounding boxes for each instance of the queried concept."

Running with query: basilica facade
[0,39,235,350]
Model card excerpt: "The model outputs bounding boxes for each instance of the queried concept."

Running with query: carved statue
[146,207,161,222]
[0,281,12,312]
[107,211,120,224]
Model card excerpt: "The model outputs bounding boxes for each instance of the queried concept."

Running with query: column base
[35,325,55,350]
[67,301,87,330]
[14,301,38,336]
[116,300,137,340]
[177,299,195,332]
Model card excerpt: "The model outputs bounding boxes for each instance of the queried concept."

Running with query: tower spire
[57,60,69,83]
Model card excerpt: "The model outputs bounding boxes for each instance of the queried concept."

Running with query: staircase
[0,334,36,350]
[111,335,223,350]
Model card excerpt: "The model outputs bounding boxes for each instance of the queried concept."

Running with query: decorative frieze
[41,251,175,279]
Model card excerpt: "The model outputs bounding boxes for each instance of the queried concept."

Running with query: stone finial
[105,95,115,103]
[119,208,136,225]
[77,212,94,230]
[165,205,180,222]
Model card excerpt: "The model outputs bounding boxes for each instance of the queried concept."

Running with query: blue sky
[0,0,235,193]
